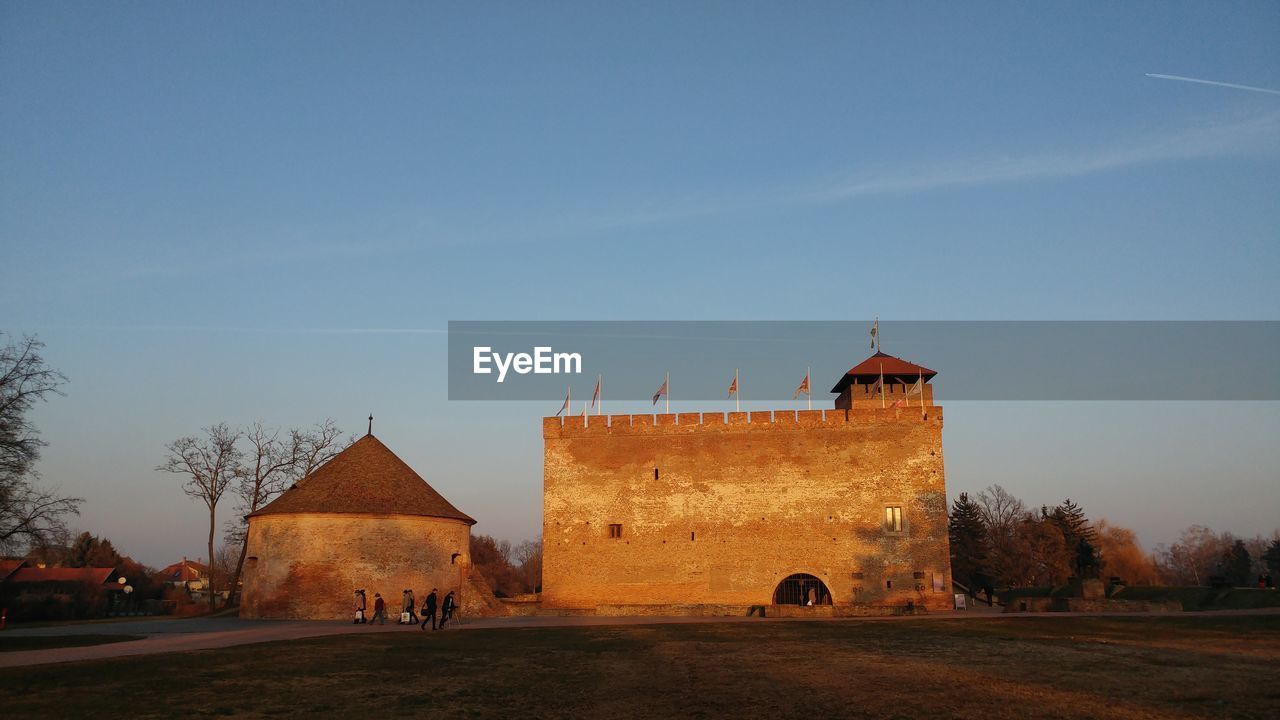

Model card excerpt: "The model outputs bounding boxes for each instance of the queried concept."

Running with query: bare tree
[223,420,347,604]
[293,419,349,479]
[1155,525,1229,585]
[975,484,1026,535]
[213,537,242,594]
[158,424,243,610]
[514,537,543,593]
[0,333,82,553]
[222,422,297,604]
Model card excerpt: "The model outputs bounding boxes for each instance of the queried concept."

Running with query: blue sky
[2,2,1278,566]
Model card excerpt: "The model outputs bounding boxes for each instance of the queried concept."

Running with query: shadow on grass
[0,634,144,653]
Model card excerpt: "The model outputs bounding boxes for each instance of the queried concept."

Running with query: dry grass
[1,615,1278,719]
[0,634,143,653]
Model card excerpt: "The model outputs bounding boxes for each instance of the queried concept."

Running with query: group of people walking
[352,588,456,629]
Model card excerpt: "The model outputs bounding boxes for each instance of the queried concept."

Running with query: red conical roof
[830,351,937,393]
[249,434,475,524]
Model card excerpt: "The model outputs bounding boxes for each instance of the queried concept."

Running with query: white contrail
[1146,73,1280,96]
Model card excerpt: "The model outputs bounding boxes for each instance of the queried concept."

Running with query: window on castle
[654,467,659,480]
[884,506,903,533]
[608,524,623,539]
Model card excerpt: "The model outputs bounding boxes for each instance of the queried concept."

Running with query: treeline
[469,534,541,597]
[951,484,1280,590]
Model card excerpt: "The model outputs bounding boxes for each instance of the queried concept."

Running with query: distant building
[157,557,209,589]
[541,351,952,613]
[240,433,487,620]
[1,564,127,620]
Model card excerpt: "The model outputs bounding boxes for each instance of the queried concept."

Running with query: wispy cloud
[810,112,1280,201]
[1146,74,1280,96]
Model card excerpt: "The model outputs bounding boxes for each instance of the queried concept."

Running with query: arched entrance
[773,573,833,606]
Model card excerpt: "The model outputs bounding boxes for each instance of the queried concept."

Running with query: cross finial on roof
[367,414,373,436]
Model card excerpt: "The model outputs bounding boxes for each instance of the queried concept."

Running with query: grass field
[0,634,143,653]
[2,616,1277,719]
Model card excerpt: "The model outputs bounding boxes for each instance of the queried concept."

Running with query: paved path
[2,607,1275,669]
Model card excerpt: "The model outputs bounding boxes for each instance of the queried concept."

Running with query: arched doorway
[773,573,833,606]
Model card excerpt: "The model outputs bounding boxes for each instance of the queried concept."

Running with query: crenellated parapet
[544,406,942,438]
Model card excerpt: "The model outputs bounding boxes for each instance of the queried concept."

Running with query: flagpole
[735,368,740,412]
[919,369,925,420]
[568,385,572,415]
[598,374,603,415]
[807,366,812,410]
[879,362,885,409]
[665,371,670,414]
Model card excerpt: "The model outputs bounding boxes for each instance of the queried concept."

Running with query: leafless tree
[293,419,349,479]
[1154,525,1229,585]
[213,538,242,593]
[975,484,1026,535]
[222,420,347,604]
[221,422,298,603]
[0,333,82,553]
[975,484,1035,587]
[514,537,543,593]
[158,423,243,610]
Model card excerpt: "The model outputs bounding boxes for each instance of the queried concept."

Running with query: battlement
[543,406,942,438]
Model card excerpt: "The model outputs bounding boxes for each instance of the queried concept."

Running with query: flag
[906,375,923,398]
[792,372,810,399]
[870,318,879,349]
[727,374,738,398]
[591,376,601,409]
[652,377,668,405]
[555,389,570,416]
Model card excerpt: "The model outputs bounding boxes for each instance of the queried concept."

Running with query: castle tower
[240,434,477,619]
[540,354,951,613]
[831,350,937,410]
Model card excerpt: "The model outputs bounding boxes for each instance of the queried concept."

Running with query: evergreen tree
[65,531,122,568]
[1263,539,1280,575]
[1219,539,1252,587]
[1051,498,1100,577]
[948,492,989,592]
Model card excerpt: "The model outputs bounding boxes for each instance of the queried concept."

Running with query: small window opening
[608,524,623,539]
[690,531,695,541]
[654,467,659,480]
[886,579,893,589]
[884,506,903,533]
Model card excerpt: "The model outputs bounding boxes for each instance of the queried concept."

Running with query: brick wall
[240,513,472,620]
[542,407,952,610]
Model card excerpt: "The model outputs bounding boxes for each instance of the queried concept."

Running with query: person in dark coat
[439,590,457,629]
[370,593,387,625]
[420,588,439,631]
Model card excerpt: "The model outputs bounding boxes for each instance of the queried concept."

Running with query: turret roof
[830,351,937,393]
[249,434,475,524]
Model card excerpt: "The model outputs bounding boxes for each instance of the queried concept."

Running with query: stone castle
[541,351,952,613]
